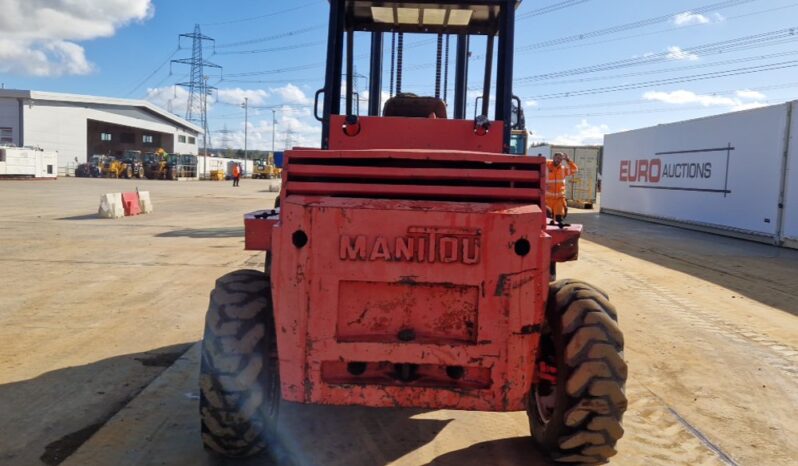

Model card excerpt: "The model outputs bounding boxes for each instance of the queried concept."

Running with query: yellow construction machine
[144,149,170,179]
[102,157,131,178]
[252,156,281,179]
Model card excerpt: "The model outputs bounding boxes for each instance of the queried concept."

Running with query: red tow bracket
[547,224,583,263]
[244,209,280,251]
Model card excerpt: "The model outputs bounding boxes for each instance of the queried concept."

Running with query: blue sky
[3,0,798,150]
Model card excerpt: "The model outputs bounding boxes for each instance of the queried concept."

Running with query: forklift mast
[319,0,521,152]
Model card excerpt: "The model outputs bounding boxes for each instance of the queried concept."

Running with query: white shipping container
[530,144,600,208]
[558,146,600,209]
[0,147,57,178]
[197,156,254,179]
[602,103,792,243]
[781,101,798,247]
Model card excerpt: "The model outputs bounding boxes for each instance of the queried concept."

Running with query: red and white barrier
[98,191,153,218]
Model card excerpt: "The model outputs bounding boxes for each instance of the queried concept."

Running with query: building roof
[0,89,203,134]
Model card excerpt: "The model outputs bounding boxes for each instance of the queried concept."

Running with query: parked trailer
[0,146,58,179]
[197,156,253,180]
[603,100,798,248]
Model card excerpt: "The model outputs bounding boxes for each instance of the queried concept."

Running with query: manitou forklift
[199,1,626,464]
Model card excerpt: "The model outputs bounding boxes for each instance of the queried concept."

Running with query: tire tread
[530,280,627,464]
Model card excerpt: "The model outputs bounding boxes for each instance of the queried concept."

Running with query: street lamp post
[242,98,249,169]
[271,109,277,154]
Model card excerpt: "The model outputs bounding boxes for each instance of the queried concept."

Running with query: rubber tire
[126,166,133,179]
[199,269,280,458]
[528,280,627,464]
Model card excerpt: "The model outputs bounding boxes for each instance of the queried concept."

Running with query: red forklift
[199,1,626,464]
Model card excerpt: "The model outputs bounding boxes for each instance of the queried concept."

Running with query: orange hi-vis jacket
[545,160,578,199]
[233,165,241,177]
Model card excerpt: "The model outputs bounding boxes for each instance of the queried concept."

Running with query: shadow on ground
[57,214,101,221]
[201,404,552,466]
[156,227,244,239]
[0,343,192,466]
[569,208,798,316]
[422,437,554,466]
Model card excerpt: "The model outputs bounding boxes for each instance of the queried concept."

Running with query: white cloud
[736,90,766,100]
[673,11,710,26]
[550,120,609,146]
[270,84,311,105]
[667,46,699,61]
[217,88,270,106]
[231,115,321,150]
[643,89,768,111]
[0,39,93,76]
[731,102,768,111]
[643,90,736,107]
[525,100,539,108]
[145,86,195,115]
[0,0,153,77]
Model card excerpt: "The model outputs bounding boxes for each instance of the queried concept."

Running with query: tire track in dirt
[619,382,728,466]
[582,255,798,381]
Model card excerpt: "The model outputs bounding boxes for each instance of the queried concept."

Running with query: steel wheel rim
[534,382,556,425]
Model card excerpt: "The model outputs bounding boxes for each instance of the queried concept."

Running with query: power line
[202,1,322,27]
[124,47,180,97]
[517,0,592,20]
[225,63,324,78]
[516,27,798,82]
[249,103,313,110]
[525,60,798,100]
[215,25,323,49]
[146,71,187,96]
[220,77,322,84]
[516,0,759,54]
[512,2,798,57]
[214,41,325,56]
[527,82,798,112]
[526,98,796,119]
[518,50,798,88]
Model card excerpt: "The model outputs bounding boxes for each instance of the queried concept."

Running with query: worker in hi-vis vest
[545,152,578,226]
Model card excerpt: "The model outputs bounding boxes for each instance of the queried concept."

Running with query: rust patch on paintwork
[518,324,541,335]
[399,275,419,285]
[337,281,479,344]
[494,270,536,297]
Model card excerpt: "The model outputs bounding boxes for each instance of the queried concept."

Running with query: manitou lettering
[339,227,481,265]
[619,159,662,183]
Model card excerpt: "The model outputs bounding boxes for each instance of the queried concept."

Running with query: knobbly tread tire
[529,280,627,464]
[199,269,279,458]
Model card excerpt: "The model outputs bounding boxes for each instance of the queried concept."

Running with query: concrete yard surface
[1,178,797,466]
[0,178,275,465]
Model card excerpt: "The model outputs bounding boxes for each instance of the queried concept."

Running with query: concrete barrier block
[98,193,124,219]
[138,191,154,214]
[122,192,142,216]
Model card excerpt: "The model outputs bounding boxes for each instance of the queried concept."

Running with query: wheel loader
[200,1,626,464]
[102,156,130,179]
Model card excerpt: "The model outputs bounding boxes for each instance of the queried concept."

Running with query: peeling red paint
[254,149,568,412]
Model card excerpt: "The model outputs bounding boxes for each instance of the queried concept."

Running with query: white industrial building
[0,89,202,172]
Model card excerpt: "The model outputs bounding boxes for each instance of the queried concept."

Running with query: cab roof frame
[346,0,521,36]
[322,0,520,151]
